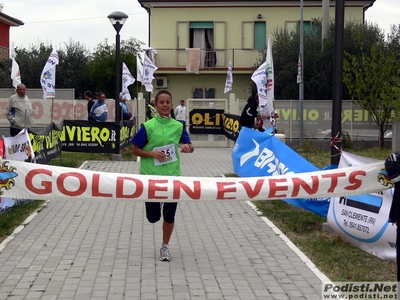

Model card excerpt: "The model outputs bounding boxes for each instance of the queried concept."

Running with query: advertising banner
[328,152,396,260]
[28,123,62,164]
[60,119,136,153]
[189,109,225,134]
[0,156,392,203]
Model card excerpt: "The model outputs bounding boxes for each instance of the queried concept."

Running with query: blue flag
[232,127,330,217]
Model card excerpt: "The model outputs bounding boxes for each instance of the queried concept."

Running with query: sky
[2,0,399,54]
[4,1,150,53]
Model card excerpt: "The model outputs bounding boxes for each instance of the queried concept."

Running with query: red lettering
[321,172,346,192]
[268,178,288,198]
[239,179,264,198]
[172,180,201,200]
[52,102,62,121]
[74,103,86,120]
[25,169,52,194]
[116,177,144,198]
[216,182,236,199]
[291,176,319,197]
[149,179,168,199]
[32,102,43,120]
[92,174,113,197]
[345,170,365,190]
[0,102,7,118]
[57,172,86,196]
[62,102,73,119]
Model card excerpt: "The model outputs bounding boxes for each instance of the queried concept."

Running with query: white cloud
[365,0,400,35]
[4,0,149,52]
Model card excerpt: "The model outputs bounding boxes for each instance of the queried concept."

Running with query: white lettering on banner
[254,147,292,176]
[0,159,392,203]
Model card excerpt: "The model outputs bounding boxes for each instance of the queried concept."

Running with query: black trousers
[10,126,22,137]
[145,202,178,224]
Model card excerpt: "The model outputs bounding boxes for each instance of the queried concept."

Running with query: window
[190,22,215,68]
[193,88,216,99]
[285,21,319,35]
[177,21,226,68]
[242,21,266,49]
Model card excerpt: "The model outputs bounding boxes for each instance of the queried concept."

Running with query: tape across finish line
[0,159,392,202]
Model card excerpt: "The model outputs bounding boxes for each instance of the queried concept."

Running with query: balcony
[153,48,262,72]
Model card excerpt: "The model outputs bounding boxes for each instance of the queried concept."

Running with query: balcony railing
[153,48,262,70]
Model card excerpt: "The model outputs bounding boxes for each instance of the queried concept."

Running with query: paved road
[0,148,328,299]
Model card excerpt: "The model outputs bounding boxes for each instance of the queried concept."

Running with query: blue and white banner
[142,54,158,93]
[122,62,135,100]
[40,48,59,99]
[232,127,330,217]
[328,151,395,260]
[224,60,233,94]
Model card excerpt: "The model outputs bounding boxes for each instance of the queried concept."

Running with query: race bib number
[153,144,177,166]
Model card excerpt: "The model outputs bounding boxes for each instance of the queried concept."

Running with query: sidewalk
[0,148,327,300]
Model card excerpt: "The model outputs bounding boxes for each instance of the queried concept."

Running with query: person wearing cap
[174,99,187,126]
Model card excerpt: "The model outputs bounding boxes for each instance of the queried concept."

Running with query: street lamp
[108,11,128,161]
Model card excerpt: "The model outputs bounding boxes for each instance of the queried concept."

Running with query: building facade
[138,0,375,101]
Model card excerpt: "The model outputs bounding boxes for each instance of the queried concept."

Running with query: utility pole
[331,0,345,165]
[299,0,304,147]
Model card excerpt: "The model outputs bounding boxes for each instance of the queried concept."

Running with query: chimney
[0,4,4,13]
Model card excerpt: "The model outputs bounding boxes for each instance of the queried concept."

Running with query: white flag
[224,59,233,94]
[142,54,158,93]
[121,62,135,100]
[251,35,274,112]
[40,48,59,100]
[11,58,21,89]
[136,53,144,83]
[265,36,274,113]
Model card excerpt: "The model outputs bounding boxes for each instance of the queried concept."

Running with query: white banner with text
[0,159,393,203]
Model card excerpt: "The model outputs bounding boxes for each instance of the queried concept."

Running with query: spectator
[5,83,33,137]
[119,93,132,121]
[174,99,187,126]
[84,90,95,121]
[239,94,259,129]
[89,92,108,122]
[131,89,194,262]
[146,98,157,120]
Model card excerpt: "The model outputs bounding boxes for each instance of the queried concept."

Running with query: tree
[14,44,53,89]
[88,37,144,99]
[56,40,92,99]
[343,25,400,148]
[266,20,386,101]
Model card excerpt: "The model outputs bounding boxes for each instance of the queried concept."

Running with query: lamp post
[108,11,128,161]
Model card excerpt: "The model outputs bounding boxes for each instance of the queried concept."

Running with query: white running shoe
[160,244,171,261]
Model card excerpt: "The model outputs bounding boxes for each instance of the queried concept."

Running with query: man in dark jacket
[385,152,400,281]
[239,94,259,129]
